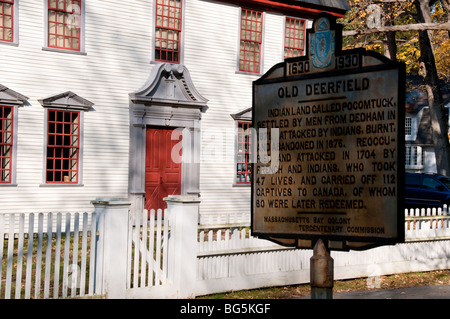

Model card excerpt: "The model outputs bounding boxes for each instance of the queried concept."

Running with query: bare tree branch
[343,22,450,36]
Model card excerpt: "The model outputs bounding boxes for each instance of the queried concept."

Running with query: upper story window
[0,0,16,44]
[155,0,182,63]
[47,0,81,51]
[405,117,412,136]
[284,17,306,59]
[239,8,263,74]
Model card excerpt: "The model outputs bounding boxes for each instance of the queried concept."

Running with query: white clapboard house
[0,0,348,217]
[405,77,450,174]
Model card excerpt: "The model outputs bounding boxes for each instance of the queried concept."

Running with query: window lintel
[231,107,252,121]
[0,84,29,106]
[38,91,93,111]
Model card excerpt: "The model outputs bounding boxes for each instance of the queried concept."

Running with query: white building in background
[0,0,348,216]
[405,77,450,174]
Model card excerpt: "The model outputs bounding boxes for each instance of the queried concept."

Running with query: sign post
[251,13,405,298]
[310,239,333,299]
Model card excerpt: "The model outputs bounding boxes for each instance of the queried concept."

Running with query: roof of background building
[293,0,350,11]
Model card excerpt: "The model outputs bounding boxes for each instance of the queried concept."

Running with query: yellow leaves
[340,1,449,77]
[434,38,450,78]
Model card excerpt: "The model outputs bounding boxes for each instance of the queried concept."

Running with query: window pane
[57,0,65,10]
[72,37,79,49]
[57,35,64,47]
[49,34,56,46]
[4,28,11,41]
[4,3,11,15]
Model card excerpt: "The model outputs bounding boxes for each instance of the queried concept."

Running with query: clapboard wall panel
[0,0,311,215]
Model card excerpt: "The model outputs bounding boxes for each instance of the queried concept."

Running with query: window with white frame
[0,105,13,183]
[154,0,183,63]
[0,0,18,44]
[0,84,28,185]
[239,8,263,74]
[45,0,85,53]
[405,117,412,136]
[236,121,252,184]
[45,109,81,183]
[231,108,253,185]
[405,145,424,168]
[284,17,306,59]
[38,91,93,185]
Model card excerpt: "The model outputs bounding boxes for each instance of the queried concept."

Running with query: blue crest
[310,17,334,69]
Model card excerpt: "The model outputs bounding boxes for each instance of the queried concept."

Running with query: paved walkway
[330,285,450,299]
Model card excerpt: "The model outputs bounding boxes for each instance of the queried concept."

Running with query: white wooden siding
[1,0,311,216]
[1,0,152,212]
[184,1,309,215]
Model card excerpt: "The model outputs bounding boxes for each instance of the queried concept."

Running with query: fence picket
[62,214,71,298]
[162,209,169,285]
[0,214,3,297]
[14,214,25,299]
[88,212,98,295]
[148,209,155,286]
[71,213,80,297]
[53,213,62,299]
[44,213,53,298]
[126,212,132,290]
[79,213,88,297]
[155,210,162,286]
[34,213,44,299]
[5,214,15,299]
[24,214,34,299]
[140,209,148,288]
[132,209,140,288]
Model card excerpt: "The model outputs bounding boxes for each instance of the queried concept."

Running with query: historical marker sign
[251,14,405,251]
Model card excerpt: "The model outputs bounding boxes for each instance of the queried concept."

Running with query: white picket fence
[405,205,450,241]
[1,203,450,299]
[194,205,450,296]
[0,212,102,299]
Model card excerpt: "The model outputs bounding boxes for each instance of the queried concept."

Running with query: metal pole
[310,239,334,299]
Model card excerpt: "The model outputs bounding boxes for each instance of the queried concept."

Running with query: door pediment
[130,63,208,110]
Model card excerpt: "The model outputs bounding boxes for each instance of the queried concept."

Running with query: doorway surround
[128,63,208,215]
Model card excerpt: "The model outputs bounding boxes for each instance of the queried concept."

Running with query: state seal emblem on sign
[310,16,335,69]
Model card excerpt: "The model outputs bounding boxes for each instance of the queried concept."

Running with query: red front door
[145,127,182,211]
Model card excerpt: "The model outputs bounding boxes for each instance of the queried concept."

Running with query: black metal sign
[251,13,405,251]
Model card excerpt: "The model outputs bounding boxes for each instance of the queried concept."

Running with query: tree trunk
[382,3,397,61]
[414,0,450,176]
